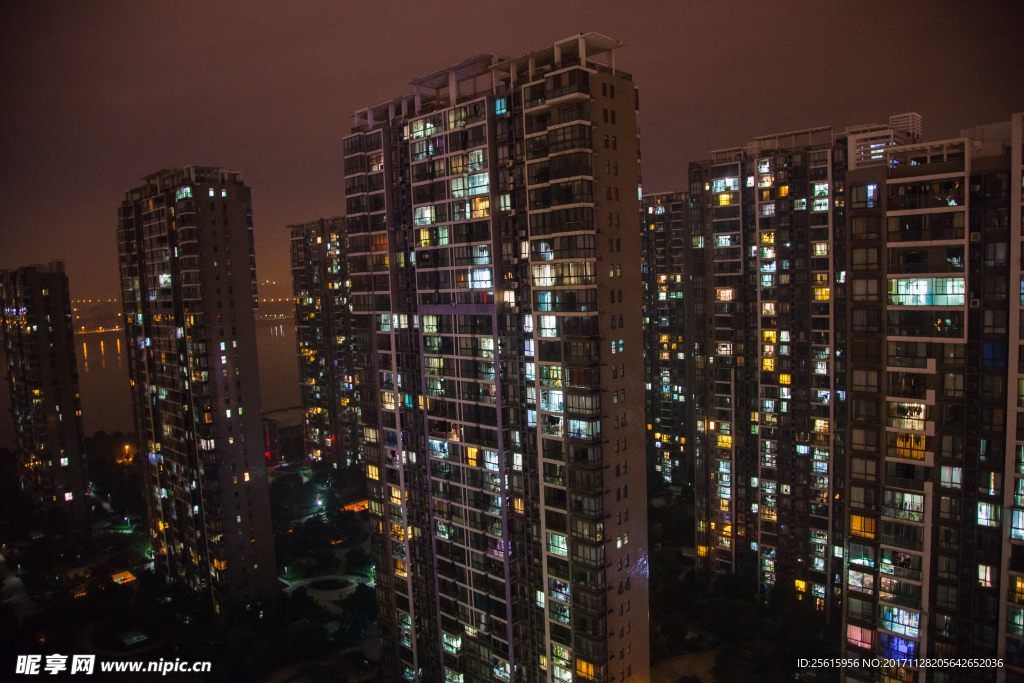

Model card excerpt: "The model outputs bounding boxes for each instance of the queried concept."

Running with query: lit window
[762,358,775,371]
[850,514,876,539]
[367,464,380,480]
[940,466,963,490]
[779,373,791,385]
[575,660,595,681]
[794,579,806,592]
[64,492,73,501]
[814,287,830,301]
[1013,510,1024,540]
[978,564,994,588]
[977,501,1001,527]
[813,243,829,256]
[547,532,568,557]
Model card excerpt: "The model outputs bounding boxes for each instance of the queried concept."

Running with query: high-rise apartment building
[117,166,276,615]
[690,125,857,614]
[289,217,358,465]
[688,113,1024,676]
[342,33,648,683]
[640,192,695,485]
[840,115,1024,682]
[0,260,89,523]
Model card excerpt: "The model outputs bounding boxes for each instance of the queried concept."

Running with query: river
[0,319,299,449]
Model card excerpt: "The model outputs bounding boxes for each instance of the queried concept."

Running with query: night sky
[2,1,1022,300]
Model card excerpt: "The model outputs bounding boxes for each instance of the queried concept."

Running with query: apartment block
[289,217,358,465]
[0,260,89,523]
[117,166,277,615]
[342,33,648,683]
[641,192,695,485]
[690,125,859,614]
[841,115,1024,683]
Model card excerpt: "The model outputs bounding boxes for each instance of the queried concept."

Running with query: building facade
[841,115,1024,683]
[342,33,648,683]
[289,217,358,465]
[690,126,857,614]
[0,260,89,522]
[117,166,277,615]
[641,192,695,486]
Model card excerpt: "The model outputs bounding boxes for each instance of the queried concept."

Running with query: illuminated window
[243,472,250,482]
[940,466,963,490]
[64,492,73,501]
[814,419,829,433]
[812,198,829,211]
[847,624,873,649]
[794,579,806,592]
[794,198,807,210]
[813,243,829,256]
[779,373,791,385]
[717,434,732,448]
[718,193,731,206]
[778,185,789,197]
[547,532,568,557]
[367,464,380,480]
[891,433,925,460]
[575,660,595,680]
[762,330,777,343]
[813,182,829,197]
[762,358,775,371]
[1013,510,1024,540]
[850,514,876,539]
[762,302,776,315]
[716,288,734,301]
[887,277,965,306]
[978,564,994,587]
[977,501,1001,527]
[471,196,490,218]
[760,231,775,244]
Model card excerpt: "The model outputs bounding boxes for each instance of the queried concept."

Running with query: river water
[0,320,299,449]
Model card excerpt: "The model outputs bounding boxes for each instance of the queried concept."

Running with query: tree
[344,546,372,576]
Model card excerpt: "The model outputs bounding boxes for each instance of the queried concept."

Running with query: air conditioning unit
[511,306,520,313]
[596,254,602,260]
[508,209,517,216]
[509,257,519,265]
[508,178,516,188]
[509,282,519,289]
[970,298,980,308]
[503,160,514,169]
[970,232,981,242]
